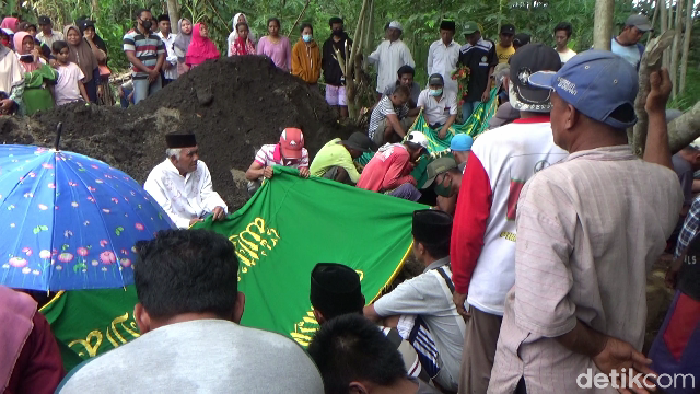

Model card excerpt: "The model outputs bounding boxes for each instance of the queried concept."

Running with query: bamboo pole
[671,0,683,98]
[662,0,669,68]
[647,0,660,45]
[679,0,693,94]
[167,0,179,33]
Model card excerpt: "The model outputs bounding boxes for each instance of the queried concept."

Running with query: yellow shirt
[496,45,515,64]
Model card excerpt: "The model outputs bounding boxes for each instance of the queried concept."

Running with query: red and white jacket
[451,117,569,315]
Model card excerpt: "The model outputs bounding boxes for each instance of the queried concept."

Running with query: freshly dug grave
[0,56,353,208]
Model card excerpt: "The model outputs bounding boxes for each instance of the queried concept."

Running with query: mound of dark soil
[0,56,354,208]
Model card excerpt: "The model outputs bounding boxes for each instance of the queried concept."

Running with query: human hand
[645,68,672,116]
[592,336,656,394]
[31,48,40,62]
[299,167,309,178]
[665,256,683,289]
[263,166,273,178]
[83,30,94,42]
[438,126,448,139]
[97,85,103,99]
[148,69,160,82]
[1,99,13,109]
[118,86,125,98]
[212,206,226,221]
[453,292,470,318]
[188,218,203,226]
[481,90,490,103]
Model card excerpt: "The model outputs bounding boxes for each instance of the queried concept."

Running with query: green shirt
[309,138,361,183]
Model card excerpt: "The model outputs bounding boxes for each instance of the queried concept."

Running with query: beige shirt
[488,146,682,394]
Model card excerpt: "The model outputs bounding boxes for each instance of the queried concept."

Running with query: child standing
[52,40,89,106]
[230,23,255,56]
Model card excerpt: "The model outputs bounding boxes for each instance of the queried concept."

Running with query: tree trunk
[661,0,668,68]
[670,0,683,99]
[647,0,660,45]
[593,0,615,50]
[679,0,692,94]
[631,31,675,155]
[167,0,180,33]
[345,0,370,120]
[362,0,374,73]
[92,0,100,19]
[669,101,700,152]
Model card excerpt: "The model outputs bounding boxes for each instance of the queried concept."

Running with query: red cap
[279,128,304,159]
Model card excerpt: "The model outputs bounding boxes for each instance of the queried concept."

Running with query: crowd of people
[2,9,699,394]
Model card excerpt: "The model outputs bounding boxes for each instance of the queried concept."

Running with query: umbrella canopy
[0,144,175,291]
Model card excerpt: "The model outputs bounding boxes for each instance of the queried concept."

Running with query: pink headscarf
[0,286,37,391]
[185,23,220,67]
[13,32,40,72]
[1,18,19,33]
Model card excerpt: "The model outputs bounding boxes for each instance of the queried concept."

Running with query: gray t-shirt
[373,257,466,389]
[58,319,324,394]
[673,152,693,206]
[384,81,421,107]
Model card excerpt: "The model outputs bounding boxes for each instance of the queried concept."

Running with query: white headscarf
[227,12,257,56]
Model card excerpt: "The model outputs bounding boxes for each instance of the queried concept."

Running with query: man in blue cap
[450,134,473,172]
[488,51,683,393]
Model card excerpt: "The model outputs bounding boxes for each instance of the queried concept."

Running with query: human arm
[643,68,673,170]
[291,44,303,78]
[256,37,266,55]
[368,43,381,64]
[481,66,495,103]
[78,81,89,103]
[125,50,152,73]
[381,149,416,190]
[286,37,292,72]
[427,43,434,75]
[674,200,700,258]
[437,194,458,215]
[245,161,273,181]
[199,162,228,216]
[364,275,439,322]
[439,93,458,138]
[143,173,192,229]
[228,33,234,57]
[403,43,415,68]
[439,114,457,139]
[337,150,362,183]
[451,150,493,316]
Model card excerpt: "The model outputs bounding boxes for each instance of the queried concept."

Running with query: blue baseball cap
[451,134,474,152]
[528,49,639,129]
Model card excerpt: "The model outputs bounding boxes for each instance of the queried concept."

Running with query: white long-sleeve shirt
[368,39,415,93]
[157,32,178,80]
[427,39,461,94]
[144,159,228,228]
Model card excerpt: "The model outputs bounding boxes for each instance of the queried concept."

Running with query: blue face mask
[302,34,313,43]
[429,89,443,96]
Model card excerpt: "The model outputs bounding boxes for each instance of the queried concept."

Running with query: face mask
[141,20,152,31]
[434,176,453,197]
[430,89,443,96]
[302,34,313,43]
[1,38,9,47]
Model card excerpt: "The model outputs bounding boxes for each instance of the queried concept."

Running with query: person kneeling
[245,127,309,197]
[417,73,457,139]
[368,84,414,147]
[310,131,374,185]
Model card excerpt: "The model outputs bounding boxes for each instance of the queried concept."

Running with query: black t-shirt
[457,38,498,102]
[678,238,700,301]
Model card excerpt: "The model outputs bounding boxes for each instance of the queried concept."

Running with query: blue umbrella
[0,129,174,291]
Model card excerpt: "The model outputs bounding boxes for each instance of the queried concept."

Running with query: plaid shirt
[676,196,700,257]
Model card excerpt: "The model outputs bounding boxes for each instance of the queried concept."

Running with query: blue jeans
[462,101,478,123]
[132,77,162,104]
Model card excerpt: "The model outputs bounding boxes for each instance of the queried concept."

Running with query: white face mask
[430,89,443,96]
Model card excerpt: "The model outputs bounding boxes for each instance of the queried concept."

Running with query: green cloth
[359,87,499,187]
[41,167,421,371]
[23,64,57,115]
[309,138,361,183]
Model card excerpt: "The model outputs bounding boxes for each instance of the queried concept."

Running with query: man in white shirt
[611,13,652,69]
[58,229,324,394]
[428,20,460,95]
[144,134,228,228]
[554,22,576,63]
[156,14,178,85]
[36,15,63,49]
[369,21,415,100]
[417,73,457,139]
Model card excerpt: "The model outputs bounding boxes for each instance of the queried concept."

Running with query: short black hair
[300,23,313,34]
[397,65,415,78]
[417,238,450,260]
[136,8,151,20]
[329,18,343,27]
[52,40,69,54]
[384,22,390,31]
[393,84,411,98]
[158,14,170,23]
[307,314,408,393]
[235,22,248,32]
[554,22,573,38]
[134,229,239,320]
[267,18,281,28]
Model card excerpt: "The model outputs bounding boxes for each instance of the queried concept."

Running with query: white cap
[407,130,429,150]
[388,21,402,30]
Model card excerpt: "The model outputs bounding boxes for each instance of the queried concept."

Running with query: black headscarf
[79,20,107,54]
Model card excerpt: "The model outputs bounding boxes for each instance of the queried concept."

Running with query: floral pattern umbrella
[0,144,175,291]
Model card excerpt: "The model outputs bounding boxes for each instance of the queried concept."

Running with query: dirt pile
[0,56,352,208]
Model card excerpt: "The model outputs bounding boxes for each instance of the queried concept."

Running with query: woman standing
[80,20,111,105]
[185,22,220,69]
[256,18,291,71]
[0,36,24,115]
[227,13,256,56]
[63,25,99,103]
[291,23,320,84]
[229,23,255,56]
[173,19,192,76]
[13,32,56,115]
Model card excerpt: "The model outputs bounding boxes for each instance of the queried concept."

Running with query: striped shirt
[487,146,683,394]
[368,95,409,141]
[248,143,309,189]
[123,31,165,79]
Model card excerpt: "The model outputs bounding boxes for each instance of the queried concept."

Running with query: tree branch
[668,101,700,153]
[630,30,674,155]
[288,0,311,37]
